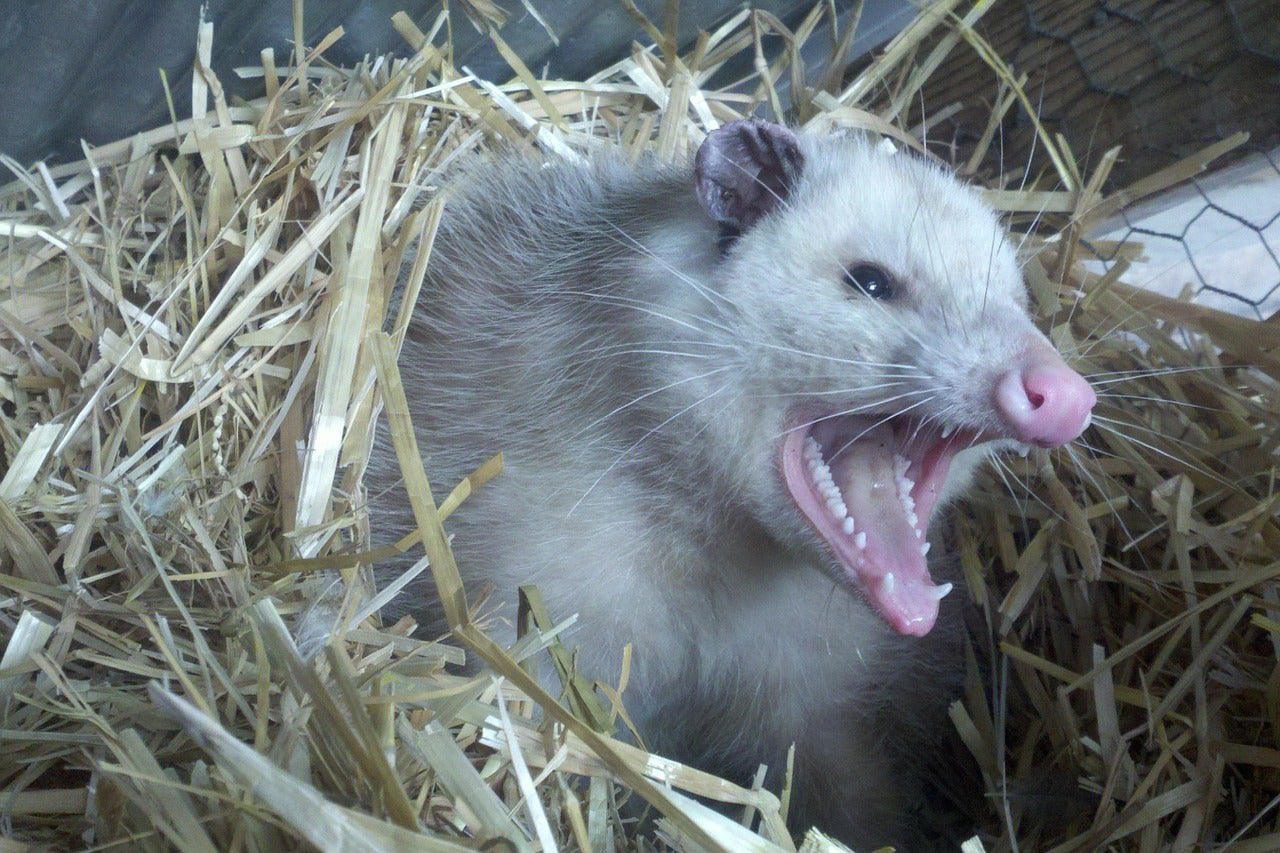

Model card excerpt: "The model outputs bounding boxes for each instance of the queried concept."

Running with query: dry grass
[1,1,1277,850]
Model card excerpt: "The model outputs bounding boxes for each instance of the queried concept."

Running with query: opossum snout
[994,357,1096,447]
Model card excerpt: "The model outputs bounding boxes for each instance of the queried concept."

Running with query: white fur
[366,133,1055,846]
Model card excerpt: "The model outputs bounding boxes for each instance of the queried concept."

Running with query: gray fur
[366,134,1030,846]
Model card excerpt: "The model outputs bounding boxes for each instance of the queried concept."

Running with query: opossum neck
[567,193,743,464]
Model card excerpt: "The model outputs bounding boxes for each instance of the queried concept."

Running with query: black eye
[844,263,895,299]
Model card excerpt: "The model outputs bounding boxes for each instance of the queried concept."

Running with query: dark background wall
[0,0,913,165]
[4,0,1273,183]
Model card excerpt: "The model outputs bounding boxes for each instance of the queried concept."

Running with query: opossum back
[393,152,719,481]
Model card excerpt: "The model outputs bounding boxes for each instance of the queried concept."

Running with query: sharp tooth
[907,511,918,527]
[920,541,931,556]
[941,423,956,439]
[1017,445,1030,458]
[893,454,910,478]
[854,531,867,549]
[915,529,923,539]
[881,573,895,594]
[842,517,855,535]
[928,582,953,601]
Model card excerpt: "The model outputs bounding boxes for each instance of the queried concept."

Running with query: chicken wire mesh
[906,0,1280,319]
[923,0,1280,185]
[1087,147,1280,320]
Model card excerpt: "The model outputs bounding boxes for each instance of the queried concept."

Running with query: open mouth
[780,413,987,637]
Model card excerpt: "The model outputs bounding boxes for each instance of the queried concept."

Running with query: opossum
[371,120,1096,847]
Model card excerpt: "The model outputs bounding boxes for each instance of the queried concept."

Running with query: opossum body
[374,121,1095,846]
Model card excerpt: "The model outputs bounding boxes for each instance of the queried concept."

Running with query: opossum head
[694,120,1095,637]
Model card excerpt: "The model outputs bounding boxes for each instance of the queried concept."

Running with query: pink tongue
[829,424,941,636]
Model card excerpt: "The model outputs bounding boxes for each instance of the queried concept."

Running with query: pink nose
[995,362,1096,446]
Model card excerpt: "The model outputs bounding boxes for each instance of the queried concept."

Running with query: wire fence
[1087,147,1280,320]
[912,0,1280,320]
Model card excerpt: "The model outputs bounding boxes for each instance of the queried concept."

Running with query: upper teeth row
[893,452,924,542]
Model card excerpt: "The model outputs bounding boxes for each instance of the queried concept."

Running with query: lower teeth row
[804,438,865,550]
[804,437,927,555]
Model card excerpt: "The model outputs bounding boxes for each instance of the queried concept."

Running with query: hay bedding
[0,1,1278,849]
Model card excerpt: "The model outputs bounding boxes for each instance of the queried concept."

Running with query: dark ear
[694,119,804,232]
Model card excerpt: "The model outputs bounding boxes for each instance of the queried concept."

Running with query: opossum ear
[695,119,804,232]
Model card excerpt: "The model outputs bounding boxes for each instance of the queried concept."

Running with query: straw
[1,2,1276,849]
